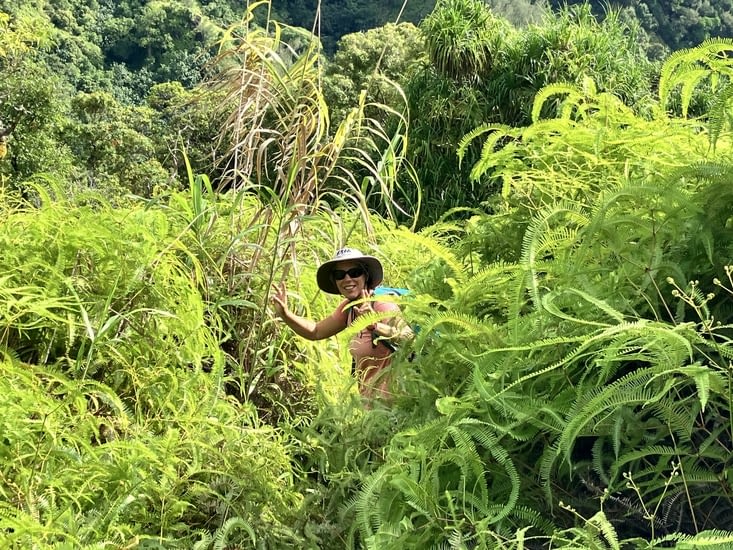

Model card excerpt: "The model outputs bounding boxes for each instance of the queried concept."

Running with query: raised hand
[354,289,375,319]
[270,281,288,318]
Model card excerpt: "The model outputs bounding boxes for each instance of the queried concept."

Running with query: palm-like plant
[421,0,511,81]
[404,3,658,227]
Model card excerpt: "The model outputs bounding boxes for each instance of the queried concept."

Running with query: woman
[271,247,409,400]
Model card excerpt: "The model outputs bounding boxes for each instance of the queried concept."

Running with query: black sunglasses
[332,267,366,280]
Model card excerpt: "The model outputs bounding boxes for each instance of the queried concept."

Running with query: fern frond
[456,123,512,164]
[588,510,620,550]
[657,38,733,118]
[541,288,625,326]
[394,227,465,280]
[531,82,582,122]
[452,261,523,313]
[213,516,256,550]
[192,531,213,550]
[409,310,495,358]
[352,466,394,541]
[609,445,679,483]
[469,128,521,183]
[557,361,702,470]
[520,202,590,309]
[652,529,733,548]
[505,505,556,536]
[389,471,437,519]
[456,419,520,522]
[472,390,568,439]
[706,81,733,150]
[476,320,684,407]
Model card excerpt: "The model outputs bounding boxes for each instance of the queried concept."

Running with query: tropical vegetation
[2,1,733,548]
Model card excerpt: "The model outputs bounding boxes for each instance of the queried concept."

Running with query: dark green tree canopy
[548,0,733,53]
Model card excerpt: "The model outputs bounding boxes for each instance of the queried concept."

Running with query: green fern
[657,38,733,116]
[212,517,257,550]
[652,529,733,549]
[519,202,590,310]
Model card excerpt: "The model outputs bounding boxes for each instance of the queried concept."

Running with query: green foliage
[62,91,171,198]
[403,3,658,227]
[145,81,224,182]
[0,10,75,182]
[97,0,214,88]
[345,54,733,547]
[0,357,304,547]
[485,0,548,27]
[206,1,420,226]
[273,0,435,53]
[323,22,426,126]
[549,0,733,53]
[657,38,733,148]
[0,57,76,183]
[422,0,510,81]
[273,0,733,63]
[0,8,52,63]
[5,3,733,549]
[0,184,211,381]
[0,182,310,547]
[0,7,227,198]
[0,0,235,105]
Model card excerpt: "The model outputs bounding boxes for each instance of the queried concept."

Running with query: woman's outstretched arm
[271,282,345,340]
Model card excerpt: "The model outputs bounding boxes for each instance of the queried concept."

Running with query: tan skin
[272,261,413,403]
[271,260,397,341]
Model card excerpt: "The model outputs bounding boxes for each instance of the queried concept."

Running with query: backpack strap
[347,305,357,375]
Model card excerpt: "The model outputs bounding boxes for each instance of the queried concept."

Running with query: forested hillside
[274,0,733,54]
[3,0,733,548]
[548,0,733,52]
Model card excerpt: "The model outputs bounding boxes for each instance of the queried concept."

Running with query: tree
[145,81,224,182]
[0,9,76,183]
[401,2,657,227]
[273,0,436,52]
[60,91,171,198]
[548,0,733,52]
[485,0,548,27]
[323,22,426,125]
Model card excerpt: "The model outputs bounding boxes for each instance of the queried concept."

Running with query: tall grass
[0,181,315,547]
[189,1,419,416]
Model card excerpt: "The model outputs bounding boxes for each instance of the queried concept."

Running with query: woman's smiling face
[333,261,368,300]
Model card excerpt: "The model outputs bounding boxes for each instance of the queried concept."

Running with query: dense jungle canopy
[275,0,733,54]
[2,0,733,548]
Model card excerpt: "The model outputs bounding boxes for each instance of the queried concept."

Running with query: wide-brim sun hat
[316,247,383,295]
